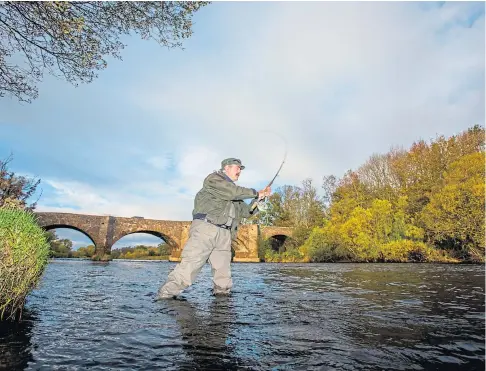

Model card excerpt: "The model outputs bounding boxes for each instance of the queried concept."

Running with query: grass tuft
[0,207,50,321]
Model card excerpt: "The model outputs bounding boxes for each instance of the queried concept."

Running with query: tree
[330,170,373,224]
[46,230,74,258]
[356,151,402,202]
[45,230,56,242]
[321,174,337,209]
[75,244,95,258]
[389,126,485,222]
[0,154,41,210]
[0,1,209,102]
[158,242,170,256]
[246,179,325,229]
[421,152,485,260]
[110,248,121,259]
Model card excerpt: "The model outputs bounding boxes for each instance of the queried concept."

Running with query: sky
[1,1,484,249]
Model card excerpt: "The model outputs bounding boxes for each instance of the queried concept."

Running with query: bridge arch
[259,227,294,253]
[111,230,178,252]
[42,224,97,247]
[260,227,293,240]
[267,234,291,252]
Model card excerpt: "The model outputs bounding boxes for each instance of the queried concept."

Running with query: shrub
[280,248,306,262]
[301,226,351,262]
[0,207,50,320]
[263,247,306,263]
[379,240,456,263]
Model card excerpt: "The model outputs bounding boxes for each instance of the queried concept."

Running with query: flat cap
[221,158,245,170]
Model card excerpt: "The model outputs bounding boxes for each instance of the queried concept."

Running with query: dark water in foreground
[0,260,484,370]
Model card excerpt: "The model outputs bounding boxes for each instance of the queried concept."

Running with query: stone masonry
[35,212,292,262]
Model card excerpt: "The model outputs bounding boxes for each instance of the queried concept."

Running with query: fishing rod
[251,133,287,212]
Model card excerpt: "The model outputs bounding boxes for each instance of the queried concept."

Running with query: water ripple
[0,261,483,370]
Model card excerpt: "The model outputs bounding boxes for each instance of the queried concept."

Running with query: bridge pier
[168,223,190,262]
[232,224,260,262]
[92,216,113,259]
[93,245,112,260]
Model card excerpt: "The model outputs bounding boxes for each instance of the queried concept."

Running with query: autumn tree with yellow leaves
[254,125,484,263]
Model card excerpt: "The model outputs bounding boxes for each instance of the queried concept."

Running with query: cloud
[38,177,195,220]
[45,179,109,210]
[132,1,484,185]
[146,154,173,171]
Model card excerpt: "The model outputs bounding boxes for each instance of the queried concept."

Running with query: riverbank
[49,256,169,261]
[46,256,485,264]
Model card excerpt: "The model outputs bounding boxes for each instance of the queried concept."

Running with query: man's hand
[257,186,272,200]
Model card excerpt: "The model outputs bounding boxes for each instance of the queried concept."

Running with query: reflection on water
[0,309,36,370]
[0,260,483,370]
[165,297,245,370]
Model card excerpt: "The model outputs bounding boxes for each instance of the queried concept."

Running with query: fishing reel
[256,197,270,212]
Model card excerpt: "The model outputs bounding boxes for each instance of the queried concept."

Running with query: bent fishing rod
[251,134,287,211]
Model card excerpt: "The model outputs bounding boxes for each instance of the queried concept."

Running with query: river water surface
[1,260,484,370]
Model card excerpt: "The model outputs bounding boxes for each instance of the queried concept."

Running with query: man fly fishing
[157,157,273,299]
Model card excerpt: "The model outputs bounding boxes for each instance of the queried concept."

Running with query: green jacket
[192,170,259,239]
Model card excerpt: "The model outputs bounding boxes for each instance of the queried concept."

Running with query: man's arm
[204,173,258,201]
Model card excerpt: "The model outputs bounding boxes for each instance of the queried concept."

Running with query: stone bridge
[35,212,293,262]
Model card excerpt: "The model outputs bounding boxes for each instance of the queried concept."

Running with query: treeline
[47,231,170,260]
[47,231,95,258]
[110,244,170,260]
[247,125,485,263]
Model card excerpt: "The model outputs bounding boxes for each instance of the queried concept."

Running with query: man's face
[224,164,242,182]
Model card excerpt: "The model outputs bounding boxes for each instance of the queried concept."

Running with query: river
[1,260,484,370]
